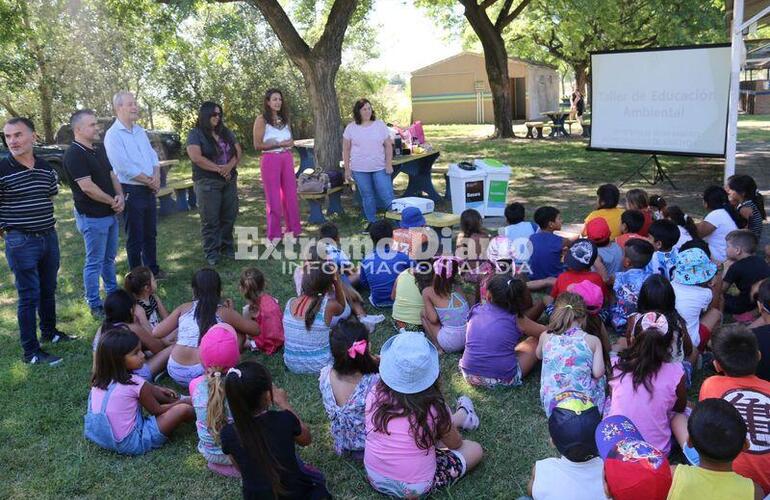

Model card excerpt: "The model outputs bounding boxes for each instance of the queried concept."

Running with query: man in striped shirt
[1,118,75,365]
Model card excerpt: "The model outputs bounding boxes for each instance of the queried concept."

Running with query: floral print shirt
[319,365,379,455]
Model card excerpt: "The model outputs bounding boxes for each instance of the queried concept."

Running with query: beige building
[411,52,559,124]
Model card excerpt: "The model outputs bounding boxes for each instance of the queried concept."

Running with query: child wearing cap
[608,312,689,455]
[595,415,672,500]
[319,319,380,460]
[583,184,625,240]
[537,293,606,416]
[723,230,770,322]
[365,332,483,497]
[611,239,654,331]
[528,206,569,280]
[615,210,649,250]
[668,398,763,500]
[586,217,623,276]
[671,248,722,352]
[527,392,606,500]
[189,323,242,476]
[647,219,680,281]
[551,239,609,302]
[393,207,431,259]
[699,324,770,494]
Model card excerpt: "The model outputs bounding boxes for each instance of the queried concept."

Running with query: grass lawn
[0,115,767,499]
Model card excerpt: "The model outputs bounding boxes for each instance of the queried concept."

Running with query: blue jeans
[74,211,119,309]
[4,229,60,357]
[122,185,158,274]
[352,169,394,223]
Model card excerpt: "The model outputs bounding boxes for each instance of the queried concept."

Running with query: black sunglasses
[211,112,222,117]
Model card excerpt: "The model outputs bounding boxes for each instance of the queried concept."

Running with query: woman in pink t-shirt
[608,312,689,455]
[342,99,394,225]
[364,332,483,497]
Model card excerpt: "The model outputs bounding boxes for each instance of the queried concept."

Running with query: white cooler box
[390,197,435,214]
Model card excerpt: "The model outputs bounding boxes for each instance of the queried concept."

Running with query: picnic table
[291,138,443,202]
[541,111,570,138]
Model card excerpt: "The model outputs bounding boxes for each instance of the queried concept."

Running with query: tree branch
[499,0,531,29]
[494,0,515,29]
[244,0,311,63]
[313,0,359,61]
[0,99,20,117]
[479,0,498,11]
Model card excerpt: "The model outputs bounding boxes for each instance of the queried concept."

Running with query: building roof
[411,51,557,76]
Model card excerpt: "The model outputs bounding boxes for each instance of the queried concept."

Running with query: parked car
[54,118,182,160]
[0,134,70,185]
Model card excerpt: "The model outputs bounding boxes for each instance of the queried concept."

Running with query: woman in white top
[253,89,302,241]
[696,186,745,262]
[342,99,394,225]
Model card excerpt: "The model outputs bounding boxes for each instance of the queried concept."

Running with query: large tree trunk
[302,60,342,172]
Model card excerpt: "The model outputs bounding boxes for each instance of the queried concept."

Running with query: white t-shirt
[532,456,608,500]
[703,209,738,262]
[672,281,712,348]
[673,226,693,252]
[343,119,390,172]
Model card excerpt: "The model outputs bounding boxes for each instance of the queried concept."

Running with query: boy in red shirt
[615,210,650,250]
[551,239,609,303]
[699,324,770,495]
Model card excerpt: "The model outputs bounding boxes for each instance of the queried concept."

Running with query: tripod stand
[620,154,677,190]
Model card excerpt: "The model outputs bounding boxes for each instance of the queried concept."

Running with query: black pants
[194,176,239,259]
[122,184,159,274]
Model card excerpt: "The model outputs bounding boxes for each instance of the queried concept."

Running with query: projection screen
[588,44,731,157]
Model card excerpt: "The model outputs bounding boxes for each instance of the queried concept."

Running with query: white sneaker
[360,314,386,333]
[457,395,480,430]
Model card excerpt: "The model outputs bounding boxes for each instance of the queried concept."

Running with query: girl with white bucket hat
[363,332,484,497]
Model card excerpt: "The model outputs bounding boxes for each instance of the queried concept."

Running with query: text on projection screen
[590,46,731,156]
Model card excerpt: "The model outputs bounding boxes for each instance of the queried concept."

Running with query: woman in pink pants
[253,89,302,241]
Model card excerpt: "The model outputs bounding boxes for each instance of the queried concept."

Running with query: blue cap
[400,207,426,228]
[379,332,439,394]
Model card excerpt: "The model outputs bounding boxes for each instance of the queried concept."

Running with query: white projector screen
[588,44,731,157]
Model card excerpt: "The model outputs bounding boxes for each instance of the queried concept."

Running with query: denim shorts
[84,410,167,456]
[167,357,204,387]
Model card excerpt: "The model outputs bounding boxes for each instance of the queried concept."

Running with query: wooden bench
[158,180,196,216]
[298,185,346,224]
[524,121,546,139]
[385,211,460,229]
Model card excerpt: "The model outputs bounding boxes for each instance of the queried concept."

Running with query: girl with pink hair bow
[421,256,474,353]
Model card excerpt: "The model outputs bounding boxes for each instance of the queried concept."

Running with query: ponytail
[206,369,228,443]
[123,266,153,296]
[548,292,586,334]
[304,294,323,330]
[664,206,699,241]
[703,185,746,229]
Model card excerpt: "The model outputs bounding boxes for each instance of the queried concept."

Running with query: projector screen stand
[620,154,677,190]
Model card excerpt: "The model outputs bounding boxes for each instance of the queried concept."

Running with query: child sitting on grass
[460,275,543,388]
[190,323,241,477]
[722,230,770,323]
[500,201,537,243]
[671,248,722,354]
[124,266,169,330]
[365,332,483,497]
[239,267,284,354]
[699,324,770,494]
[752,278,770,381]
[528,206,568,280]
[537,292,606,416]
[615,210,648,249]
[625,188,653,236]
[284,265,347,374]
[527,393,605,500]
[583,183,625,240]
[456,208,491,300]
[94,290,173,381]
[726,174,765,240]
[393,207,430,259]
[319,319,380,460]
[650,194,667,221]
[608,312,689,455]
[392,259,433,331]
[222,361,332,498]
[595,415,673,500]
[422,256,471,353]
[664,205,699,251]
[551,239,609,303]
[667,398,763,500]
[586,217,623,276]
[85,327,194,455]
[611,239,654,331]
[358,219,412,308]
[647,219,680,280]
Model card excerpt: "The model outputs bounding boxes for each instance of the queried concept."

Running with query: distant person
[0,117,74,365]
[187,102,242,266]
[252,88,301,242]
[342,98,394,226]
[570,87,585,125]
[64,109,124,318]
[104,91,165,279]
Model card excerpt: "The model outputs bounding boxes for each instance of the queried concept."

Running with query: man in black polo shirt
[64,109,125,318]
[1,117,75,365]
